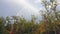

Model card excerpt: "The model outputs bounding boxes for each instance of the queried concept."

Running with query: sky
[0,0,60,20]
[0,0,43,20]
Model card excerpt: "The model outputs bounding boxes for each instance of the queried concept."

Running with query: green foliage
[0,0,60,34]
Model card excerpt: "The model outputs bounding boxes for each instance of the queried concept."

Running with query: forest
[0,0,60,34]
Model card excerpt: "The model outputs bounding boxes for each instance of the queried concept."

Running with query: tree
[0,17,9,34]
[40,0,60,34]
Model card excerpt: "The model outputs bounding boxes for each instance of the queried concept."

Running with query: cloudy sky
[0,0,43,19]
[0,0,60,20]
